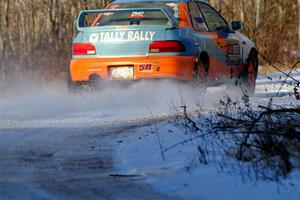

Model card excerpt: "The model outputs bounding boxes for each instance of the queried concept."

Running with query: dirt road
[0,122,182,200]
[1,72,299,200]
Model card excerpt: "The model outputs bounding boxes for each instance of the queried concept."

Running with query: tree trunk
[253,0,261,45]
[255,0,261,30]
[1,0,9,82]
[298,0,300,49]
[216,0,222,13]
[239,0,245,22]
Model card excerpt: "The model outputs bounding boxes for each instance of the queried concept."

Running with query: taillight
[149,41,185,53]
[73,43,96,55]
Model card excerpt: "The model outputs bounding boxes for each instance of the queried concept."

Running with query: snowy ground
[0,70,299,199]
[115,119,300,200]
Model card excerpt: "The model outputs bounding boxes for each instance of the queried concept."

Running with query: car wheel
[193,59,208,93]
[89,74,104,91]
[241,54,258,96]
[67,76,83,94]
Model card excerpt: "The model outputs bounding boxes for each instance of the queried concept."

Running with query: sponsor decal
[228,45,240,55]
[89,31,156,42]
[129,12,145,18]
[166,3,177,7]
[227,43,241,65]
[138,64,152,72]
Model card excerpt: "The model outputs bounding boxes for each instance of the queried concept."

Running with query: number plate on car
[111,66,134,79]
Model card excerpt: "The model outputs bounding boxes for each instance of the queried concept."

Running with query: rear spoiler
[77,7,179,31]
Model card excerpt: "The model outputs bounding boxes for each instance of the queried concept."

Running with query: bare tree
[239,0,245,22]
[298,0,300,49]
[253,0,261,44]
[0,0,10,83]
[215,0,222,13]
[0,0,298,85]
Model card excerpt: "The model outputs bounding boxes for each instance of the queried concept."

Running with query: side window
[188,2,208,31]
[198,3,228,32]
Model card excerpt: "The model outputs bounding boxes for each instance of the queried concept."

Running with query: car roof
[111,0,209,4]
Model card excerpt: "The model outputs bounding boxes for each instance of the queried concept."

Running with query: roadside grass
[259,63,300,74]
[152,63,300,183]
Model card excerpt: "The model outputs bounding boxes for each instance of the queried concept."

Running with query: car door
[188,2,222,80]
[194,2,241,79]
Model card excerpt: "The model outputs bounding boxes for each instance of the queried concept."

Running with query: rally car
[69,0,258,95]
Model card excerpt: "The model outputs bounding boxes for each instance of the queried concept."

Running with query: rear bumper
[70,56,196,81]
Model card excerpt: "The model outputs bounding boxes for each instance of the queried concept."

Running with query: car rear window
[93,2,179,27]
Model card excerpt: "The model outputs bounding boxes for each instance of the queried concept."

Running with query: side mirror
[231,21,244,31]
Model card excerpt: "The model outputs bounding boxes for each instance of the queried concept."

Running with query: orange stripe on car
[179,2,192,28]
[70,56,196,81]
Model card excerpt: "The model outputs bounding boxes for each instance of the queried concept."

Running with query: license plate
[111,66,134,79]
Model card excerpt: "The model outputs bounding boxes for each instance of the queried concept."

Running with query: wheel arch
[198,51,210,72]
[248,48,259,72]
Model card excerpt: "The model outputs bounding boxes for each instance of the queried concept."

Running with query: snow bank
[115,119,300,200]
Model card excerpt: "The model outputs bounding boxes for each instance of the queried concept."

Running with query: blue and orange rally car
[69,0,258,95]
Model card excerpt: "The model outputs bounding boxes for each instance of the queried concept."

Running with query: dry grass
[258,62,300,75]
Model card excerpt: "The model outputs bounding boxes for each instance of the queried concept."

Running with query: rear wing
[77,7,179,31]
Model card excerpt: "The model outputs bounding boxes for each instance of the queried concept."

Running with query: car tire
[67,76,83,94]
[193,59,208,93]
[240,53,258,96]
[89,75,104,91]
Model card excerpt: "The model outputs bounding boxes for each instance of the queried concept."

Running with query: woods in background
[0,0,299,85]
[0,0,110,86]
[210,0,299,62]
